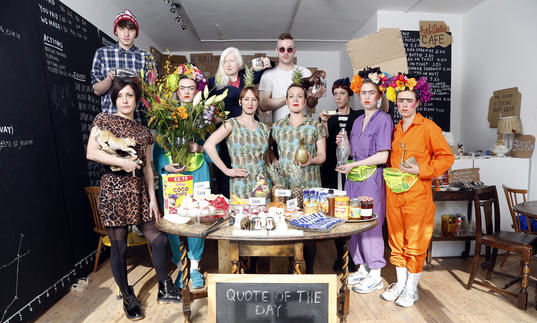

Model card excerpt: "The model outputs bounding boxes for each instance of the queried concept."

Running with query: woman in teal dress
[203,86,270,201]
[153,73,208,289]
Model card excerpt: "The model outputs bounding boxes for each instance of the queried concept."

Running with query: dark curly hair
[332,77,353,96]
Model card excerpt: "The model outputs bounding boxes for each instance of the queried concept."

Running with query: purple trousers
[344,169,386,269]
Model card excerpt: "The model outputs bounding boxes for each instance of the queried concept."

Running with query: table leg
[338,237,350,322]
[230,241,240,274]
[293,243,304,274]
[179,236,192,323]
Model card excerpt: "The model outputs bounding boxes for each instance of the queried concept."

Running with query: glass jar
[334,196,350,219]
[349,198,361,220]
[359,197,374,219]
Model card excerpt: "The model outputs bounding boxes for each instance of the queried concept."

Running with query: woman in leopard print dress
[86,78,181,320]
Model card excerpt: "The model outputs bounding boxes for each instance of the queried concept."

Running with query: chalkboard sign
[391,30,452,131]
[208,274,337,323]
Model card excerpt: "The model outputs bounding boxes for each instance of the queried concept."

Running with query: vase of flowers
[140,55,228,166]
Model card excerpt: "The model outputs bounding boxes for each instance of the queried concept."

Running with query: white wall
[60,0,156,52]
[170,50,341,120]
[461,0,537,198]
[376,10,463,144]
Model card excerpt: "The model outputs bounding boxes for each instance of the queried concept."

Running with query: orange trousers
[386,180,435,273]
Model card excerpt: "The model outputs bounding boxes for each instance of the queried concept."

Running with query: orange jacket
[389,113,454,182]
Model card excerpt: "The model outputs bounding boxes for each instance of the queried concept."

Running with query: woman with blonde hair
[208,47,273,197]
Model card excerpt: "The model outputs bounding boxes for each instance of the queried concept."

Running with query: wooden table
[426,189,476,265]
[513,200,537,220]
[157,217,378,323]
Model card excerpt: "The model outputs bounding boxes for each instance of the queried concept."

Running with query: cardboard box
[346,28,408,75]
[162,174,193,216]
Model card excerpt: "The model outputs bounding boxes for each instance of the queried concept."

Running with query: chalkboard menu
[391,30,452,131]
[209,275,337,323]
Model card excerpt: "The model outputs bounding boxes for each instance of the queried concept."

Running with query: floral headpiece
[166,63,207,92]
[350,67,391,94]
[385,73,432,103]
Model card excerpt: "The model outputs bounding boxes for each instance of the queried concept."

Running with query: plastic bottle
[336,129,350,167]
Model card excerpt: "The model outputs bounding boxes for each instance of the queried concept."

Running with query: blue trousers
[167,234,204,264]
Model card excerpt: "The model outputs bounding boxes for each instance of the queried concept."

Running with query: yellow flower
[407,78,417,91]
[386,87,396,102]
[177,106,188,120]
[396,80,406,91]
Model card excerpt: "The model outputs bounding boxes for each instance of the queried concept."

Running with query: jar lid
[335,196,350,202]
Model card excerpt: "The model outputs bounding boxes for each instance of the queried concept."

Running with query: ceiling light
[175,16,182,22]
[181,23,187,31]
[170,4,176,13]
[163,0,170,3]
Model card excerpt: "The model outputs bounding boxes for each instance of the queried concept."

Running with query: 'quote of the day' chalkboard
[391,30,452,131]
[209,275,337,323]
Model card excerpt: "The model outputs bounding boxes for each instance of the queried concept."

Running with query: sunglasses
[278,47,294,53]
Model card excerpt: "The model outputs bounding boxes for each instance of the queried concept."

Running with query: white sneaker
[347,266,369,285]
[395,288,419,307]
[352,276,383,294]
[380,283,404,301]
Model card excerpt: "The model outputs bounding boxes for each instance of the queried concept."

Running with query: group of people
[88,9,454,320]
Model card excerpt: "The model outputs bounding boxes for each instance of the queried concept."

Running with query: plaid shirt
[91,43,153,125]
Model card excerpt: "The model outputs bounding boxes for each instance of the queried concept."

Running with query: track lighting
[181,23,187,30]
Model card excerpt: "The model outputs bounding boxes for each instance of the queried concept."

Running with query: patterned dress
[92,113,154,227]
[271,115,327,188]
[226,118,270,199]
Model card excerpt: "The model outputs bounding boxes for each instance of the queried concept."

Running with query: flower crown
[385,73,432,103]
[166,63,207,92]
[350,67,391,94]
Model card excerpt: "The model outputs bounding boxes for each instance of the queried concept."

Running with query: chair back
[502,184,533,234]
[472,186,501,241]
[84,186,107,235]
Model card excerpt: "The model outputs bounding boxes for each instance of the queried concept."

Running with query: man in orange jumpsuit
[381,74,454,307]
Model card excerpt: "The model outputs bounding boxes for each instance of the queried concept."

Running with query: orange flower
[177,106,188,120]
[350,74,364,94]
[407,78,417,91]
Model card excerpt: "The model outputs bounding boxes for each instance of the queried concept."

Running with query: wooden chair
[466,186,537,310]
[84,186,152,272]
[501,185,532,267]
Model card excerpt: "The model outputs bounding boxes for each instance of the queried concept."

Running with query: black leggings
[106,221,168,292]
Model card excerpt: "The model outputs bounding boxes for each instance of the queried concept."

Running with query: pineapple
[244,66,255,87]
[294,137,309,164]
[288,164,305,208]
[291,68,304,86]
[265,163,286,203]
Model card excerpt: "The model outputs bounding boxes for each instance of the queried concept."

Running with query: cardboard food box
[162,174,193,216]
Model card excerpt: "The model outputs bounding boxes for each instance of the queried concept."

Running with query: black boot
[121,286,144,321]
[157,276,182,304]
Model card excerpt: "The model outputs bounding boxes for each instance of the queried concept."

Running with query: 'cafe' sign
[419,21,453,48]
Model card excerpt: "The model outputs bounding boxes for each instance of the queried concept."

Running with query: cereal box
[162,174,193,216]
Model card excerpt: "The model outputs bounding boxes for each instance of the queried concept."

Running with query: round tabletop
[513,200,537,219]
[157,217,378,242]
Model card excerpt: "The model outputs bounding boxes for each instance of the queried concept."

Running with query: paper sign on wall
[419,21,452,48]
[346,28,408,76]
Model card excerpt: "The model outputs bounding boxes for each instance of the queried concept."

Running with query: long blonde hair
[215,47,244,90]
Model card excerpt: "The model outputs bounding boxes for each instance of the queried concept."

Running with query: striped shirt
[91,43,153,124]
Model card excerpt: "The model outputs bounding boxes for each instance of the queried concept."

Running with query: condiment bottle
[327,190,335,217]
[349,198,361,220]
[359,196,373,219]
[334,196,350,219]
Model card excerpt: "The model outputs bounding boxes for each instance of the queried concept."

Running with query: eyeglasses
[278,47,294,53]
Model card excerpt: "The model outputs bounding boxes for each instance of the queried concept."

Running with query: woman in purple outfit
[336,67,393,294]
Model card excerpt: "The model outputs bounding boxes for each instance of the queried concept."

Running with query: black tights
[106,221,168,292]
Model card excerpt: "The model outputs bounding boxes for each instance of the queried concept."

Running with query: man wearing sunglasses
[259,33,325,122]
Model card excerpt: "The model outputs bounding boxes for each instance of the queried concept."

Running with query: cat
[93,127,142,171]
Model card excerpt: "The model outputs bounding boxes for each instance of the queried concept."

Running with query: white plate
[164,214,191,224]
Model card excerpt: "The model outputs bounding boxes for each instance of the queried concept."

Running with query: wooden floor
[36,240,537,322]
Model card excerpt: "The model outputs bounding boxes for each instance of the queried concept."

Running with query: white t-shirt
[259,65,312,122]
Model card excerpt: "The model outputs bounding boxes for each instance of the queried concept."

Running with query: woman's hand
[336,163,354,174]
[295,152,312,167]
[120,156,141,172]
[335,130,347,146]
[149,198,161,220]
[190,142,202,153]
[262,57,271,68]
[224,168,248,177]
[164,163,186,173]
[399,163,419,175]
[320,110,329,124]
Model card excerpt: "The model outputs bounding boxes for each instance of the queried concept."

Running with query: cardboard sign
[208,274,337,323]
[287,198,298,210]
[274,189,291,197]
[510,134,535,158]
[249,197,266,206]
[346,28,408,76]
[488,87,522,128]
[419,21,452,48]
